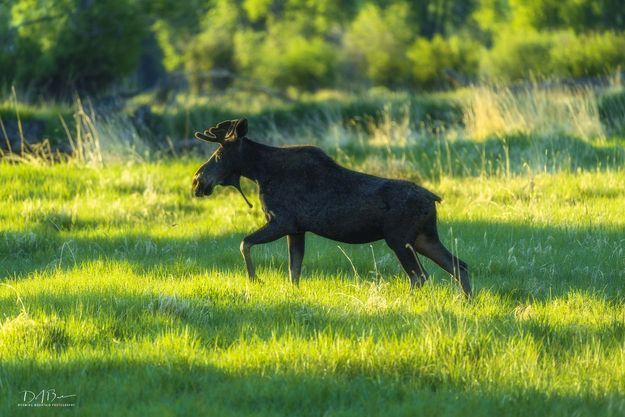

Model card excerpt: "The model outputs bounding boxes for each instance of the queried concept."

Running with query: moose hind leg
[415,235,472,297]
[240,223,286,281]
[287,233,305,285]
[385,239,429,289]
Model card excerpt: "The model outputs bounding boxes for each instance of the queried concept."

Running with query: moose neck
[239,138,281,184]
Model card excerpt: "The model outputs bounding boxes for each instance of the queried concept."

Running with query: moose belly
[312,227,384,244]
[304,211,385,244]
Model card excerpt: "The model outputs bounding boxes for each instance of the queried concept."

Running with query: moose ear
[225,118,248,141]
[235,118,248,138]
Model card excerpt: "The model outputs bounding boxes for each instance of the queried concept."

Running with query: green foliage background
[1,0,625,95]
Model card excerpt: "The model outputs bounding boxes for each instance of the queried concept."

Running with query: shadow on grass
[2,350,624,417]
[2,219,625,415]
[1,216,624,300]
[5,286,625,354]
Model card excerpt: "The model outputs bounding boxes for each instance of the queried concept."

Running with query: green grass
[1,155,625,416]
[1,83,624,416]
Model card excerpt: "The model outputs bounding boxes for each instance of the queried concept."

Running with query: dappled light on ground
[1,160,625,416]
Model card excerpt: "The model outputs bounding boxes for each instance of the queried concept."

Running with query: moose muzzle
[192,175,213,197]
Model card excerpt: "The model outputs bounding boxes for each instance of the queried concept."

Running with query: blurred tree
[416,0,479,37]
[11,0,147,94]
[234,22,337,91]
[0,3,16,85]
[184,0,239,92]
[509,0,625,32]
[1,0,624,94]
[142,0,207,28]
[147,0,208,73]
[472,0,512,37]
[344,2,414,86]
[242,0,357,33]
[473,0,625,35]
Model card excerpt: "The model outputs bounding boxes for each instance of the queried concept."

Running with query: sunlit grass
[463,85,605,141]
[1,158,625,416]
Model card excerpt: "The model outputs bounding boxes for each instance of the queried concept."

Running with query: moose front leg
[240,223,286,281]
[287,233,305,285]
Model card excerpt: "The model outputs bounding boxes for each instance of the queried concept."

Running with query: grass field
[1,87,625,416]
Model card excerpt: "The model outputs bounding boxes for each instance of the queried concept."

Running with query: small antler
[194,118,247,144]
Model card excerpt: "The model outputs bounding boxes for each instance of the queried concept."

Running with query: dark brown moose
[192,118,472,296]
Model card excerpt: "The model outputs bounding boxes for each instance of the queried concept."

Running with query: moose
[192,118,472,296]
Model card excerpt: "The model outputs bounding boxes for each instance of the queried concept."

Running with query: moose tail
[428,190,443,203]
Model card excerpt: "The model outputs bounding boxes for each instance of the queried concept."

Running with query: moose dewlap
[192,118,471,296]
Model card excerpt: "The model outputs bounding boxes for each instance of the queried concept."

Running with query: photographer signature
[18,389,77,407]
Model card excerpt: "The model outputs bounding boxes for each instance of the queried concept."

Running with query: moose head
[192,118,253,207]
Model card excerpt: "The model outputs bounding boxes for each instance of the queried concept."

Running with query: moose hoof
[410,274,428,290]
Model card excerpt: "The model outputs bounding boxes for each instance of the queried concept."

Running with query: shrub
[481,31,554,82]
[482,30,625,82]
[266,36,336,91]
[234,23,337,92]
[550,31,625,78]
[407,35,481,89]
